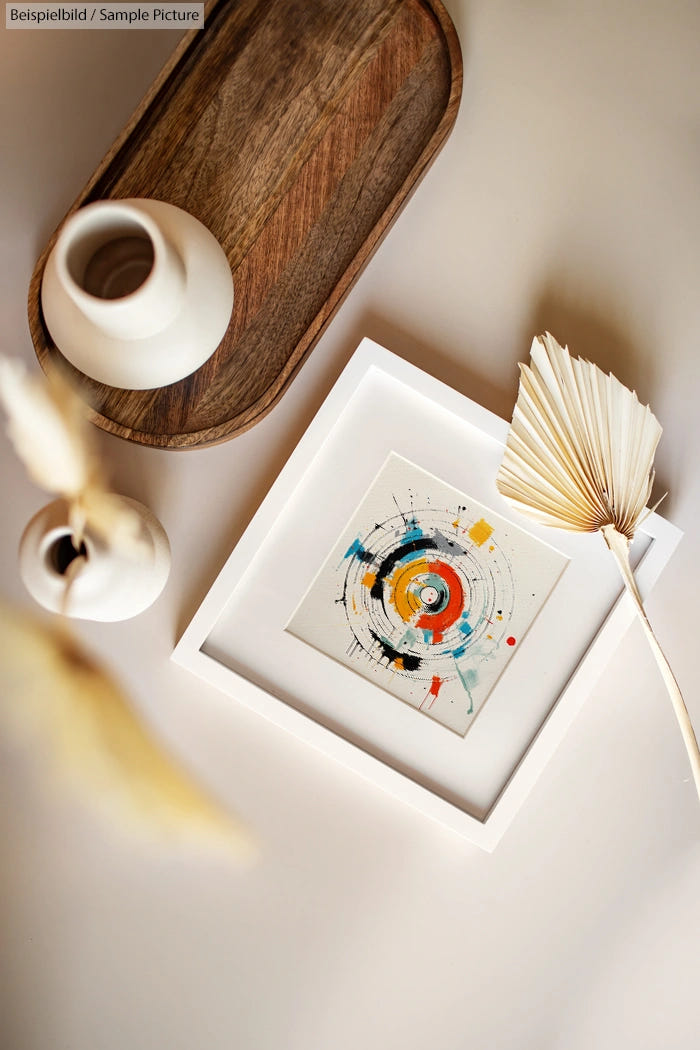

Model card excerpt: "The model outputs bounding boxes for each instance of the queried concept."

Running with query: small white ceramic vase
[19,496,171,622]
[41,198,233,389]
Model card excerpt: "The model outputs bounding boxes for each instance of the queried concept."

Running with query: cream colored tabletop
[2,4,699,1048]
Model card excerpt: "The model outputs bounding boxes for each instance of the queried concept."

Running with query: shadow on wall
[339,307,522,423]
[524,283,670,512]
[338,290,673,518]
[527,286,660,407]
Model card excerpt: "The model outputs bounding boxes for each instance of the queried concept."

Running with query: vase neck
[54,200,186,340]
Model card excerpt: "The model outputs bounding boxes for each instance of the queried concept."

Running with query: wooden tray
[28,0,462,449]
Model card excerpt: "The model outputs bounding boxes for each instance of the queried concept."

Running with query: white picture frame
[172,338,682,850]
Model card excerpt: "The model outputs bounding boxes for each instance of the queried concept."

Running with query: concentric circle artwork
[287,454,567,734]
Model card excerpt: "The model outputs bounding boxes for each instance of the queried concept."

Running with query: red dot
[506,636,516,646]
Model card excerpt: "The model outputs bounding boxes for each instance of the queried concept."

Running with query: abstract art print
[287,453,568,735]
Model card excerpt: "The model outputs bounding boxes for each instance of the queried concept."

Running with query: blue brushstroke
[457,616,473,636]
[455,661,478,715]
[344,538,374,563]
[398,627,421,650]
[402,516,424,544]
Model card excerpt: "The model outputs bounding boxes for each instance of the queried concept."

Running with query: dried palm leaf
[496,332,700,801]
[0,601,253,854]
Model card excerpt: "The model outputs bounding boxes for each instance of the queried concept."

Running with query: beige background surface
[2,3,699,1048]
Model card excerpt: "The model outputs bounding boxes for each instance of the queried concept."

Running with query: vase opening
[67,215,155,301]
[48,534,88,576]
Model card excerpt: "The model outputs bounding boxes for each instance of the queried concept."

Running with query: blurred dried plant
[0,358,252,852]
[0,356,144,554]
[0,602,252,853]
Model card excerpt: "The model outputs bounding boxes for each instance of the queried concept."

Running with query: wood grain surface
[28,0,462,448]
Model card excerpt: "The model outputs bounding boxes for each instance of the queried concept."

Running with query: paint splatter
[420,674,444,710]
[468,518,494,546]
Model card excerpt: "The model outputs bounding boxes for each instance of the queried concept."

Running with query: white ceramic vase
[41,198,233,389]
[19,496,171,622]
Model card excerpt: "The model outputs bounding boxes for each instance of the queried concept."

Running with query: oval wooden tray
[28,0,462,448]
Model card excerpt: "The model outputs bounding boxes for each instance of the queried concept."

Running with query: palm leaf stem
[603,524,700,802]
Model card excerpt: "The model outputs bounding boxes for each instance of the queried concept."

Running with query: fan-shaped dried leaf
[496,333,700,805]
[496,333,661,539]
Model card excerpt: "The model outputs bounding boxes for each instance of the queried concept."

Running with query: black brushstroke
[369,537,440,601]
[369,630,421,672]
